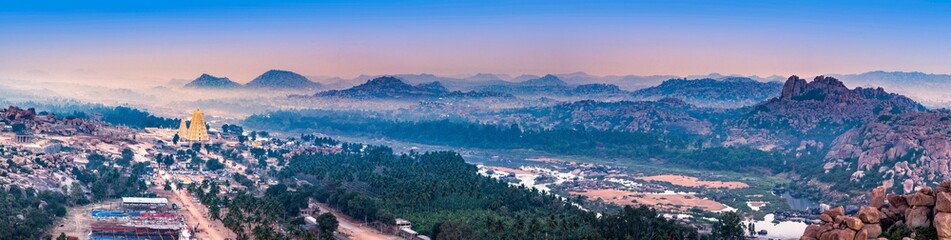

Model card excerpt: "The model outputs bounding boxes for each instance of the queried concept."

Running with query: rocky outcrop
[3,106,36,121]
[780,75,810,100]
[746,76,925,133]
[825,111,951,184]
[801,183,951,240]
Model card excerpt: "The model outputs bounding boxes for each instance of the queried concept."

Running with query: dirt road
[315,203,399,240]
[156,170,236,240]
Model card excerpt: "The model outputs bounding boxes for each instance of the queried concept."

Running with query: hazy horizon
[3,0,951,86]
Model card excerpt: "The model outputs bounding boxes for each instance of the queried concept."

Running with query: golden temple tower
[177,119,188,139]
[186,108,209,141]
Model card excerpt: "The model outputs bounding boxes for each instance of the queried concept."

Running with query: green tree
[205,158,225,171]
[57,233,67,240]
[91,180,109,199]
[118,148,134,166]
[713,212,745,240]
[173,133,180,145]
[376,210,396,225]
[209,203,221,220]
[69,182,84,204]
[316,213,338,240]
[11,123,26,133]
[432,221,474,240]
[190,156,204,170]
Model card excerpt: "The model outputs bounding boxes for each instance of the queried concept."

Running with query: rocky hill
[744,76,925,134]
[631,77,783,108]
[478,75,629,97]
[416,81,449,92]
[825,110,951,187]
[572,83,626,95]
[316,76,509,99]
[349,73,513,91]
[245,69,321,89]
[513,98,714,135]
[521,74,567,86]
[184,73,242,89]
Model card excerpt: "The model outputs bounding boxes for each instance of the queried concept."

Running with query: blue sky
[2,0,949,84]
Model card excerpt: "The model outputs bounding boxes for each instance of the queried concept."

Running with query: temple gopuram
[177,108,209,142]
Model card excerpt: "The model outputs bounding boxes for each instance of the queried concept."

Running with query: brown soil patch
[570,189,729,212]
[637,174,748,189]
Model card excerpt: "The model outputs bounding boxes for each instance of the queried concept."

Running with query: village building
[121,197,170,210]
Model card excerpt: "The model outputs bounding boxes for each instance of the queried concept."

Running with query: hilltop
[315,76,509,99]
[184,73,242,89]
[245,69,322,89]
[631,77,783,108]
[521,74,567,86]
[517,98,713,134]
[745,76,925,133]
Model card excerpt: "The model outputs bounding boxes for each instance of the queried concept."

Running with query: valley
[4,71,950,240]
[308,131,812,239]
[5,2,950,239]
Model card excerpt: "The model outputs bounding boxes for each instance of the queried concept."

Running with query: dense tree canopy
[271,144,699,239]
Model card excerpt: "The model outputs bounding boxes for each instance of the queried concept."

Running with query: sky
[1,0,950,85]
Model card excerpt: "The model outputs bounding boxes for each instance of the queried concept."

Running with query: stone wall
[801,182,951,240]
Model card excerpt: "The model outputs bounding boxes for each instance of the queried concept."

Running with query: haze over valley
[3,1,951,240]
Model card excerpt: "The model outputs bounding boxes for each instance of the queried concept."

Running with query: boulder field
[801,182,951,240]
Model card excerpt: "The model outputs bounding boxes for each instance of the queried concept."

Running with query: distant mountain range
[182,70,951,108]
[317,72,784,92]
[829,71,951,107]
[183,69,321,90]
[631,77,783,108]
[315,76,510,99]
[234,70,951,206]
[476,74,632,97]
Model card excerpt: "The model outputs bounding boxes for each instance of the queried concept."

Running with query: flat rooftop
[121,197,169,205]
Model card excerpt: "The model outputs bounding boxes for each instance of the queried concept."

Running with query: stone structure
[177,119,188,140]
[801,183,951,240]
[177,108,209,142]
[14,133,33,143]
